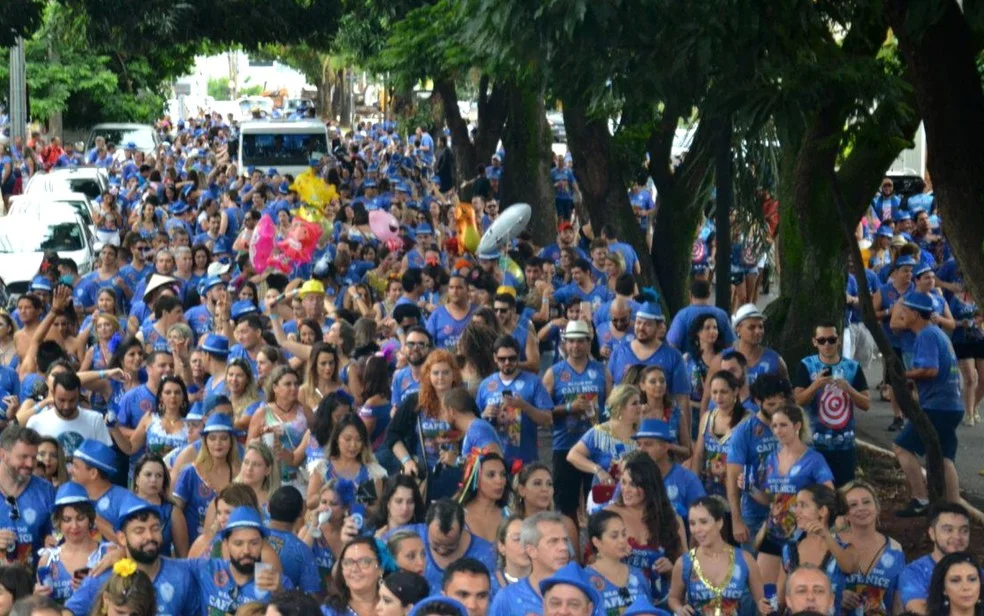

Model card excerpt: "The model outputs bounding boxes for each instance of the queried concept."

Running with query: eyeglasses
[611,317,631,325]
[815,336,839,345]
[6,496,18,521]
[493,308,511,314]
[341,557,377,571]
[495,355,519,363]
[406,341,430,349]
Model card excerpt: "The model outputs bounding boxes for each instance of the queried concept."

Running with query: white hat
[732,303,765,328]
[564,320,592,340]
[207,261,231,277]
[143,274,178,299]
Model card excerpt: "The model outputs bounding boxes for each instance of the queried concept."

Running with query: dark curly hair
[617,454,682,562]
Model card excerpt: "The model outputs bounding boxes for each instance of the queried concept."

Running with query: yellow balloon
[505,257,525,286]
[290,169,338,210]
[462,225,480,254]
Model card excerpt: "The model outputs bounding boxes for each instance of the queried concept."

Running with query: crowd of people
[0,108,978,616]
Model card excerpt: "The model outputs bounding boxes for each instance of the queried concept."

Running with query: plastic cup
[254,561,273,596]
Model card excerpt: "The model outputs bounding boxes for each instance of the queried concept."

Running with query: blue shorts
[894,410,963,460]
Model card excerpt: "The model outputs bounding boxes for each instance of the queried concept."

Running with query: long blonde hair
[226,359,261,415]
[195,423,240,474]
[235,441,281,493]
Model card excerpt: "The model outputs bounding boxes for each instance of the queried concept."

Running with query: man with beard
[608,302,690,413]
[391,326,431,413]
[596,298,634,360]
[65,494,201,616]
[725,373,791,555]
[542,320,611,523]
[492,292,540,373]
[69,439,131,540]
[488,512,572,616]
[24,371,111,458]
[899,503,972,614]
[426,275,476,350]
[0,426,54,568]
[476,336,553,465]
[190,506,290,613]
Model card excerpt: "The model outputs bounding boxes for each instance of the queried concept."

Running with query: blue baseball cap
[636,301,664,321]
[202,412,235,434]
[115,494,161,533]
[54,482,90,508]
[200,334,230,358]
[902,290,935,313]
[633,419,673,442]
[540,563,600,609]
[73,440,116,475]
[222,506,268,539]
[30,276,52,292]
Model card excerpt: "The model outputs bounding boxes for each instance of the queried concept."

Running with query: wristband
[98,370,105,379]
[399,455,411,465]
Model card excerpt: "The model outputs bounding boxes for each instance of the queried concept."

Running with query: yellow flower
[113,558,137,578]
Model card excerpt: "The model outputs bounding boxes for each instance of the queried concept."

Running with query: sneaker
[896,499,929,518]
[887,417,904,431]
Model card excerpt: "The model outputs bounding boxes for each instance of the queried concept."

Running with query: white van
[237,120,330,179]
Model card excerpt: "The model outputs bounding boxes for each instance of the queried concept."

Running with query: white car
[0,206,98,305]
[85,123,159,155]
[7,191,98,237]
[24,167,109,205]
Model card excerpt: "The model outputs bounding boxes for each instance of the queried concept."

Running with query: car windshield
[88,128,155,151]
[62,179,101,200]
[241,132,328,167]
[0,221,83,253]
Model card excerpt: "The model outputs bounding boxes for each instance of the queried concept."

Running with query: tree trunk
[713,115,733,314]
[474,76,507,166]
[434,77,477,189]
[500,78,555,246]
[563,102,657,289]
[886,0,984,307]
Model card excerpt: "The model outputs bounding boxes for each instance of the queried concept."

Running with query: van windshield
[241,132,329,167]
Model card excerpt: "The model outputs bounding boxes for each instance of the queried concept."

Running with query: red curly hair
[418,349,462,418]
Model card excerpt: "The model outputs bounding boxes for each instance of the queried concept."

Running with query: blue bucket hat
[73,440,116,475]
[408,598,468,616]
[115,494,160,533]
[623,596,672,616]
[203,394,232,415]
[902,290,935,313]
[222,506,268,539]
[633,419,673,442]
[540,563,600,609]
[54,482,90,508]
[170,201,189,215]
[202,412,235,434]
[875,225,894,239]
[200,334,230,358]
[30,276,52,292]
[893,256,917,270]
[186,401,204,422]
[231,300,259,321]
[636,301,664,321]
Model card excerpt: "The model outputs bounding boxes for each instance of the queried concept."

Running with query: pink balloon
[369,210,400,242]
[277,219,323,264]
[249,215,277,273]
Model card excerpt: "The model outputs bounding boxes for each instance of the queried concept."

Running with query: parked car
[0,206,97,307]
[85,123,159,154]
[7,191,98,237]
[24,167,109,209]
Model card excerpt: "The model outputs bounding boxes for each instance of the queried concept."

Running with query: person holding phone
[34,483,101,604]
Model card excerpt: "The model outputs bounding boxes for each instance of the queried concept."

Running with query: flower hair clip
[113,558,137,578]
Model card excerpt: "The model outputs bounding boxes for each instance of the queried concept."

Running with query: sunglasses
[815,336,839,345]
[405,341,430,349]
[496,355,519,363]
[6,496,18,521]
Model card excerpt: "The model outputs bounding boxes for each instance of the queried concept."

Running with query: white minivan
[237,120,330,179]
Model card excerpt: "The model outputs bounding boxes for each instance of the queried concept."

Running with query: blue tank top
[950,291,982,345]
[681,547,751,616]
[549,359,608,451]
[700,410,740,497]
[626,539,670,605]
[842,536,905,616]
[313,535,336,592]
[799,356,862,451]
[38,545,101,604]
[584,565,652,614]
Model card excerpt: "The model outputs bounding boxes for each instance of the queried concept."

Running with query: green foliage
[207,77,233,101]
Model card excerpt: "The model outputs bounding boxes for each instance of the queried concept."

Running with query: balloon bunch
[249,214,323,274]
[454,202,480,254]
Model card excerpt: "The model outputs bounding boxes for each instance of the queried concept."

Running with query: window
[241,133,329,167]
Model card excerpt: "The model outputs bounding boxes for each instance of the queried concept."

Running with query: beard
[127,539,160,565]
[230,555,256,575]
[408,352,426,367]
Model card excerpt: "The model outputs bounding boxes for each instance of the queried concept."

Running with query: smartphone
[502,390,513,398]
[821,367,832,377]
[74,568,91,581]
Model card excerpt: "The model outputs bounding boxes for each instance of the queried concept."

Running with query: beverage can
[350,504,366,531]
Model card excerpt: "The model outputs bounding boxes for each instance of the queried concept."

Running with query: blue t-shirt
[65,557,202,616]
[266,528,321,593]
[461,418,502,458]
[184,304,214,339]
[475,371,552,464]
[763,448,834,542]
[488,577,543,616]
[390,366,420,407]
[721,346,783,386]
[681,546,751,615]
[666,305,736,356]
[726,414,777,528]
[0,366,19,411]
[402,523,497,595]
[190,556,293,614]
[0,476,55,567]
[117,384,156,464]
[92,485,131,530]
[579,427,637,482]
[426,305,475,350]
[795,356,866,451]
[609,342,689,396]
[548,359,608,451]
[553,282,613,312]
[900,554,936,608]
[173,465,217,546]
[912,325,962,412]
[663,464,706,521]
[843,537,905,615]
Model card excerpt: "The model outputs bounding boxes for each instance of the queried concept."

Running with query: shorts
[730,272,745,285]
[818,447,857,488]
[758,533,785,557]
[954,341,984,360]
[894,410,963,460]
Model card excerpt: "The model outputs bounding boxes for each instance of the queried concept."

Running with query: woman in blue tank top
[668,497,765,616]
[585,510,652,615]
[637,366,691,459]
[692,372,747,497]
[36,485,102,605]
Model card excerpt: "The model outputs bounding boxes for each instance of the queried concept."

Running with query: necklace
[691,546,736,616]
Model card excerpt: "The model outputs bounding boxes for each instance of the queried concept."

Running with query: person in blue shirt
[441,558,495,616]
[64,493,202,616]
[0,425,56,569]
[539,221,588,266]
[898,502,971,613]
[70,439,131,540]
[488,511,572,616]
[551,158,577,221]
[792,321,870,487]
[390,327,430,415]
[894,290,965,516]
[599,224,641,277]
[629,183,655,231]
[444,387,502,461]
[871,178,902,222]
[542,319,612,523]
[632,419,705,522]
[553,259,613,313]
[492,292,540,373]
[475,336,553,465]
[665,280,736,356]
[426,275,475,350]
[265,486,322,594]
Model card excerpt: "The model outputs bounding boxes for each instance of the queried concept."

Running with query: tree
[0,0,45,48]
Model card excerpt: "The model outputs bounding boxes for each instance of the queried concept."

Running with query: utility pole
[9,37,28,143]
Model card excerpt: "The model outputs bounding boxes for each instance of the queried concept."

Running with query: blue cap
[222,506,268,539]
[170,201,189,215]
[478,249,501,260]
[201,275,224,294]
[408,598,468,616]
[540,563,600,608]
[203,394,232,414]
[125,141,137,150]
[902,290,935,313]
[115,494,160,532]
[231,300,258,321]
[278,181,289,195]
[266,168,278,177]
[30,276,52,292]
[202,412,235,434]
[201,334,230,358]
[213,237,232,255]
[416,222,433,235]
[73,440,116,475]
[633,418,673,441]
[913,263,933,278]
[875,225,894,238]
[186,401,204,422]
[54,482,90,507]
[623,596,671,616]
[636,301,664,321]
[893,256,917,270]
[364,179,377,189]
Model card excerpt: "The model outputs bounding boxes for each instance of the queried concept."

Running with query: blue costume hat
[540,563,600,609]
[222,506,268,539]
[73,440,116,475]
[54,482,90,508]
[202,412,235,434]
[633,418,673,441]
[114,494,161,533]
[200,334,230,358]
[231,300,259,321]
[902,290,935,313]
[636,301,664,321]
